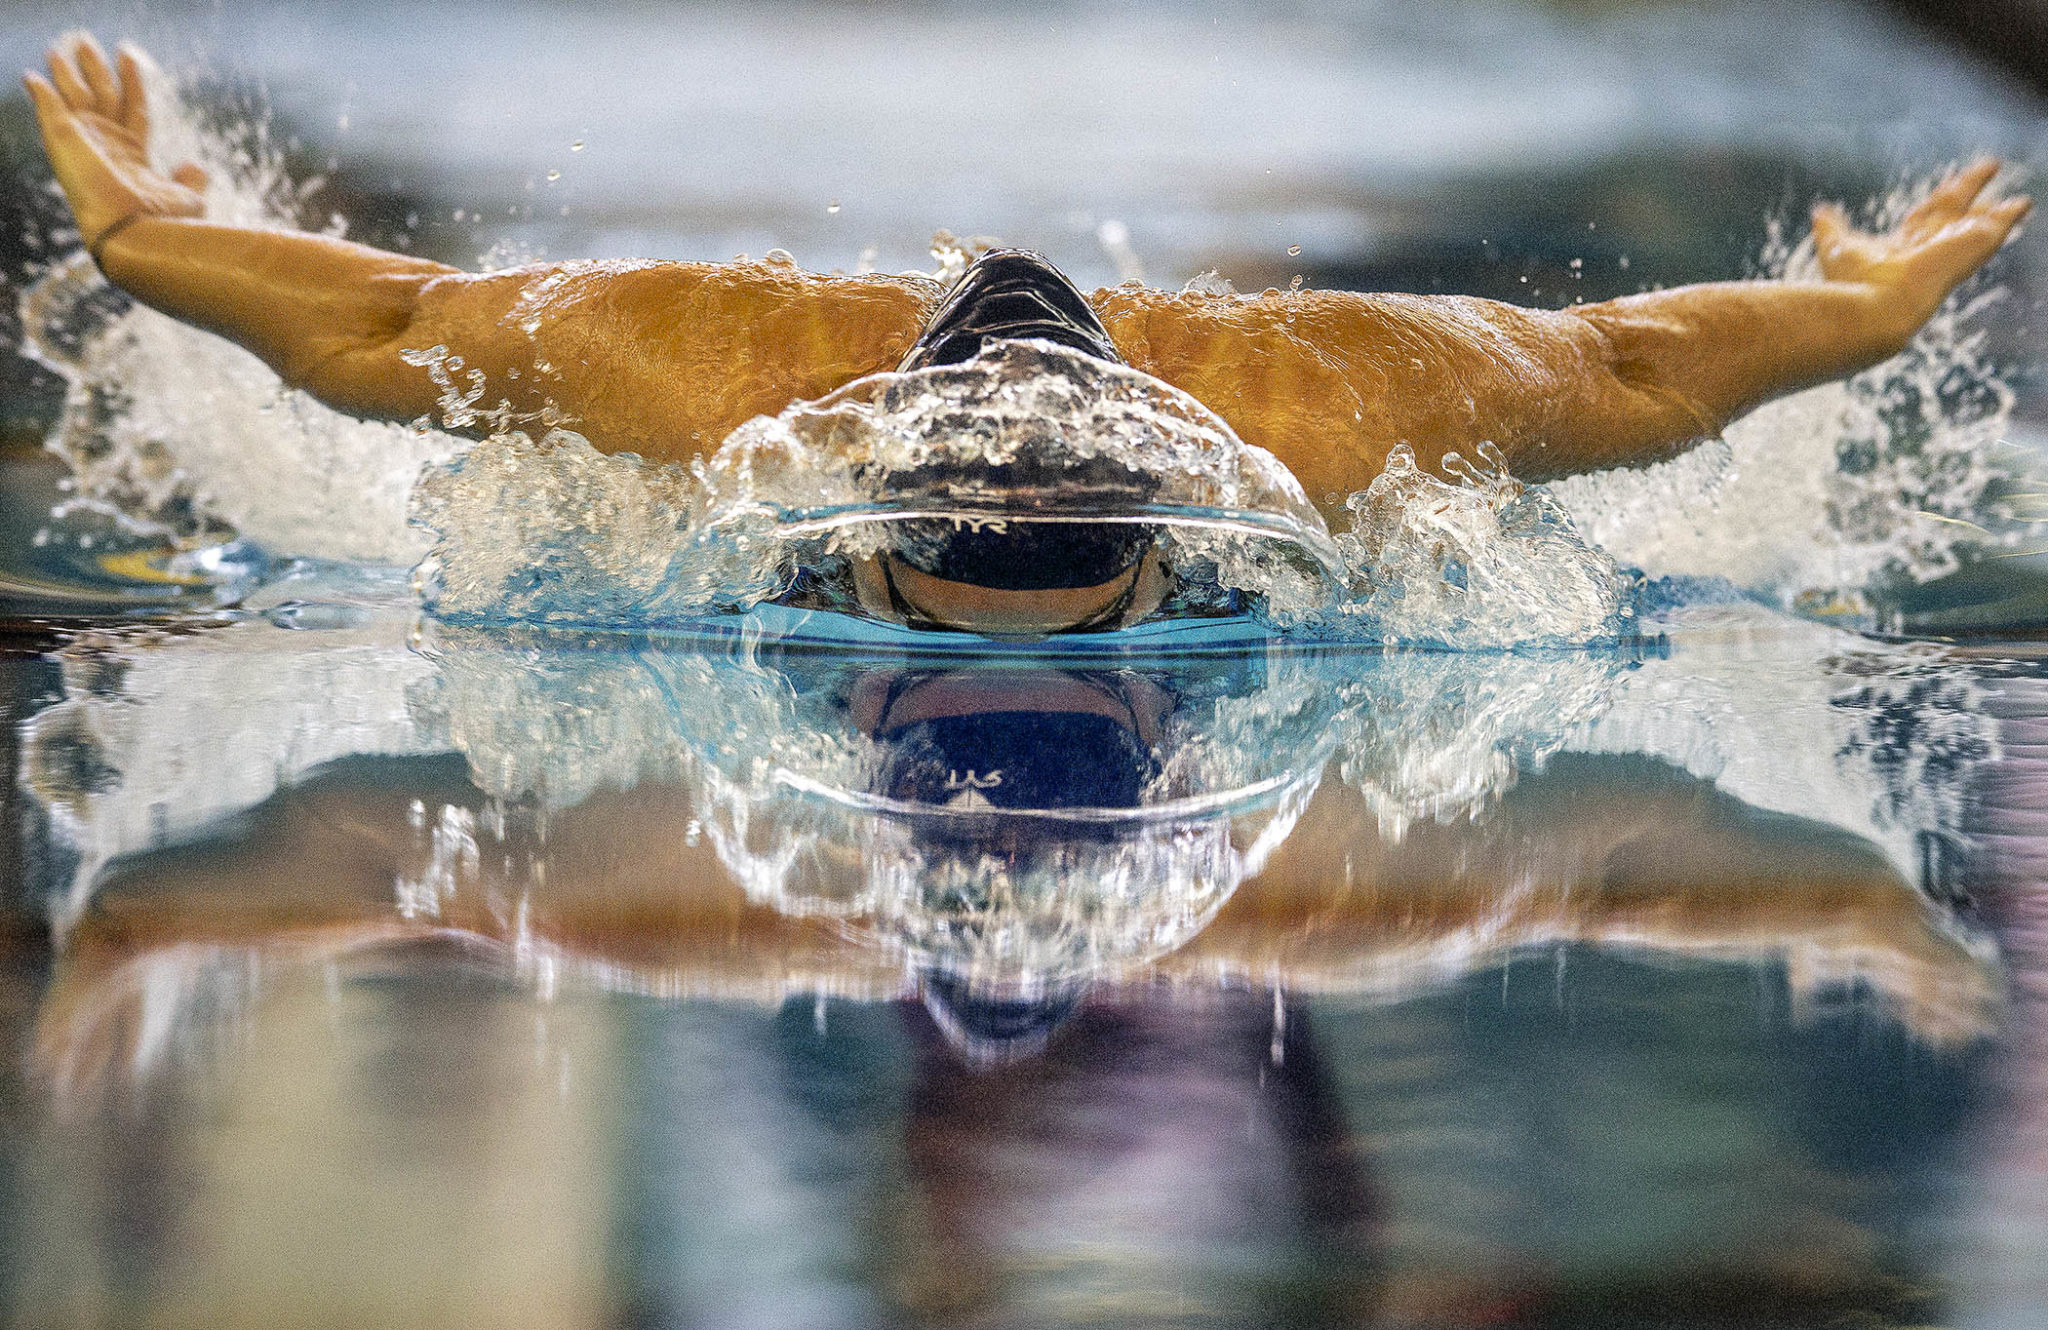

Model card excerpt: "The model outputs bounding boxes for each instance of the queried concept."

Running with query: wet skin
[21,32,2036,632]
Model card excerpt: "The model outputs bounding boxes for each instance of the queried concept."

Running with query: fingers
[44,41,93,109]
[171,163,208,191]
[1940,156,2002,205]
[1973,194,2034,248]
[1911,191,2032,304]
[1810,202,1857,258]
[1997,195,2034,225]
[73,34,118,111]
[21,71,65,128]
[1908,157,2003,233]
[115,45,149,136]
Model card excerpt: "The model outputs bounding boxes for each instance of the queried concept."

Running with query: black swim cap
[891,250,1157,595]
[900,249,1124,371]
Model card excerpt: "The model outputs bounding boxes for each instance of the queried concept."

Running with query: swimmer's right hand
[23,33,209,259]
[1810,157,2031,344]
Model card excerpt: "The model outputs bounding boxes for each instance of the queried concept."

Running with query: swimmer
[24,33,2034,634]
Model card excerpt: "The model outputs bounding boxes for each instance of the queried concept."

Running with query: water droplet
[1569,257,1582,270]
[1287,244,1302,257]
[546,169,561,182]
[570,140,585,152]
[826,199,841,214]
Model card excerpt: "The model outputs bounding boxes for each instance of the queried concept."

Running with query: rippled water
[5,593,2048,1326]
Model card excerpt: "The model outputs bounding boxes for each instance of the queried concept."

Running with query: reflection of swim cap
[864,671,1158,1058]
[890,250,1158,594]
[875,697,1162,817]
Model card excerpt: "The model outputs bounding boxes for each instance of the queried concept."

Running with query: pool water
[2,586,2047,1327]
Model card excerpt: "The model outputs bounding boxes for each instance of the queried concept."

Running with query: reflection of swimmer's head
[864,249,1166,635]
[846,668,1239,995]
[918,969,1089,1064]
[686,658,1307,1004]
[866,669,1165,824]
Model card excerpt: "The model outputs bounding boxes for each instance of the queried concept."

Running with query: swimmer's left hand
[23,32,209,259]
[1810,158,2031,344]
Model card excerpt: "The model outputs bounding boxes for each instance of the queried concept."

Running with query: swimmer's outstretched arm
[1098,161,2029,498]
[25,34,940,460]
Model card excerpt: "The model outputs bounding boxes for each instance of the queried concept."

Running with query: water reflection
[4,599,2023,1324]
[18,599,2000,1075]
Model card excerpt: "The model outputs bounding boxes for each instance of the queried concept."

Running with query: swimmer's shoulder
[441,257,944,337]
[406,259,947,463]
[1088,282,1512,340]
[1088,283,1570,383]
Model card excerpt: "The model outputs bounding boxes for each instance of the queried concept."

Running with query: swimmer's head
[859,249,1166,635]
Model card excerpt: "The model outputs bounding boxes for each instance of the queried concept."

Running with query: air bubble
[826,200,841,214]
[1287,245,1302,257]
[570,140,584,151]
[546,169,561,182]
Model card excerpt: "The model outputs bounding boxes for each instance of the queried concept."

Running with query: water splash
[410,340,1356,626]
[1552,181,2020,611]
[10,61,462,564]
[411,339,1629,645]
[1321,442,1630,648]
